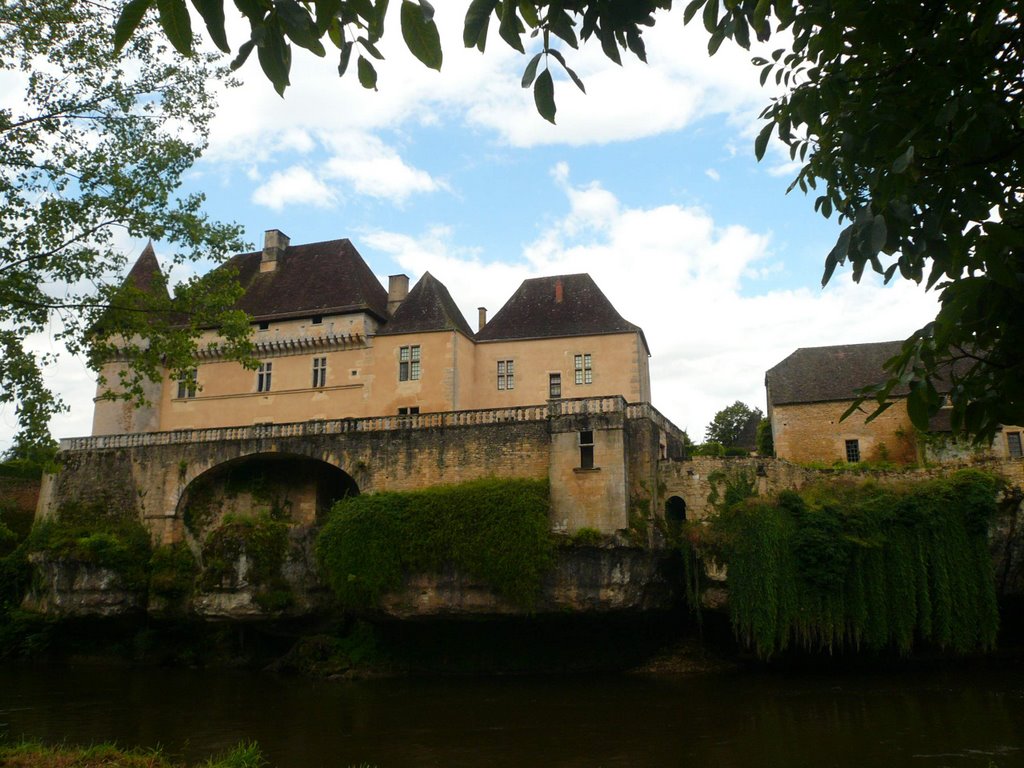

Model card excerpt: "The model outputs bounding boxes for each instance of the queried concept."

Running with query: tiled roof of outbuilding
[766,341,908,406]
[377,272,474,337]
[222,238,389,321]
[474,273,648,352]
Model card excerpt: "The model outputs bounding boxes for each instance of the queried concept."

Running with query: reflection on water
[2,663,1023,767]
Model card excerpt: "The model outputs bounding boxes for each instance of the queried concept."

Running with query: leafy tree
[122,0,1022,441]
[705,401,762,448]
[1,1,254,445]
[755,417,774,458]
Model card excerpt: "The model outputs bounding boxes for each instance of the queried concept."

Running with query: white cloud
[705,168,720,181]
[320,132,445,202]
[366,164,939,438]
[251,166,338,210]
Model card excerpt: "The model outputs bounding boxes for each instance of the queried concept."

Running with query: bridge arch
[175,452,358,537]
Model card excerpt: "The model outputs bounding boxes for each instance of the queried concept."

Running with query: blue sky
[0,5,940,448]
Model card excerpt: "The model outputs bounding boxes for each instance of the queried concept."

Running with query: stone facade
[771,399,918,465]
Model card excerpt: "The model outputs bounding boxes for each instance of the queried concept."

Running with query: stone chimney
[554,277,563,304]
[388,274,409,314]
[261,229,290,273]
[478,307,487,332]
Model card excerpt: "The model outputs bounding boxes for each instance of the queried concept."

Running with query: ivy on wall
[698,469,1002,658]
[316,478,553,610]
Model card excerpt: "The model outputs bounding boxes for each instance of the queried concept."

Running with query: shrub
[569,527,604,546]
[317,478,553,610]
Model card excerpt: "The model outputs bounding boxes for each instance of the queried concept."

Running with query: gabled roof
[474,273,648,352]
[766,341,907,406]
[222,238,388,322]
[377,271,474,337]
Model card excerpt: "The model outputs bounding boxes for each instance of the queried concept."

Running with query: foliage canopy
[1,1,253,445]
[124,0,1024,441]
[704,400,762,447]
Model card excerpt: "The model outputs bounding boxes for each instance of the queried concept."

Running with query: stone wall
[771,399,918,465]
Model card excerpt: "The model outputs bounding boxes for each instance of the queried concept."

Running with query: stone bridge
[39,397,687,544]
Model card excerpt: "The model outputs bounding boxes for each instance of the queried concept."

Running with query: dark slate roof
[123,241,168,298]
[377,272,474,337]
[220,238,388,322]
[766,341,908,406]
[474,273,648,352]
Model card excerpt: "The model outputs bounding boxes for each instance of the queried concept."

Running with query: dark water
[2,663,1024,767]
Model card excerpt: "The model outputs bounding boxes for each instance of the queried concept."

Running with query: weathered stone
[377,547,677,618]
[23,553,144,617]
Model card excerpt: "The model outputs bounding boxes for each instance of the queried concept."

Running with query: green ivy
[25,504,152,591]
[149,542,197,601]
[199,515,289,593]
[703,469,1002,658]
[316,478,553,610]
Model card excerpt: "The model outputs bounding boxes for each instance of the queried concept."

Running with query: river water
[2,663,1024,767]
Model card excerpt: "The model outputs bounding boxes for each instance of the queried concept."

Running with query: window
[1009,432,1023,459]
[312,357,327,388]
[579,430,595,469]
[845,439,860,463]
[257,361,272,392]
[176,368,197,399]
[258,321,270,331]
[399,345,421,381]
[311,315,323,325]
[549,373,561,399]
[574,353,592,385]
[497,360,515,390]
[397,406,420,416]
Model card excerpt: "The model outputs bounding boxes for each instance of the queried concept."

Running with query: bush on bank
[695,469,1003,658]
[316,478,553,610]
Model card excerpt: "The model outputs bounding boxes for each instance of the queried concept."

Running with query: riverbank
[0,742,265,768]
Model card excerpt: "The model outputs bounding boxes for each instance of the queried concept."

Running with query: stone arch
[175,452,358,540]
[665,495,687,525]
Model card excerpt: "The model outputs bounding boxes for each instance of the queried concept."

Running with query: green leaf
[498,1,525,53]
[277,0,327,55]
[463,0,498,50]
[230,38,256,69]
[906,385,930,430]
[338,40,354,75]
[190,0,230,52]
[518,1,539,27]
[521,51,543,88]
[114,0,155,54]
[870,214,887,254]
[257,26,291,96]
[357,54,378,89]
[892,145,915,173]
[548,49,585,93]
[401,0,443,70]
[156,0,193,56]
[683,0,704,24]
[702,0,719,34]
[754,121,772,160]
[534,68,555,123]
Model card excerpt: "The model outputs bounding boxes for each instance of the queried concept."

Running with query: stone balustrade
[59,396,681,452]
